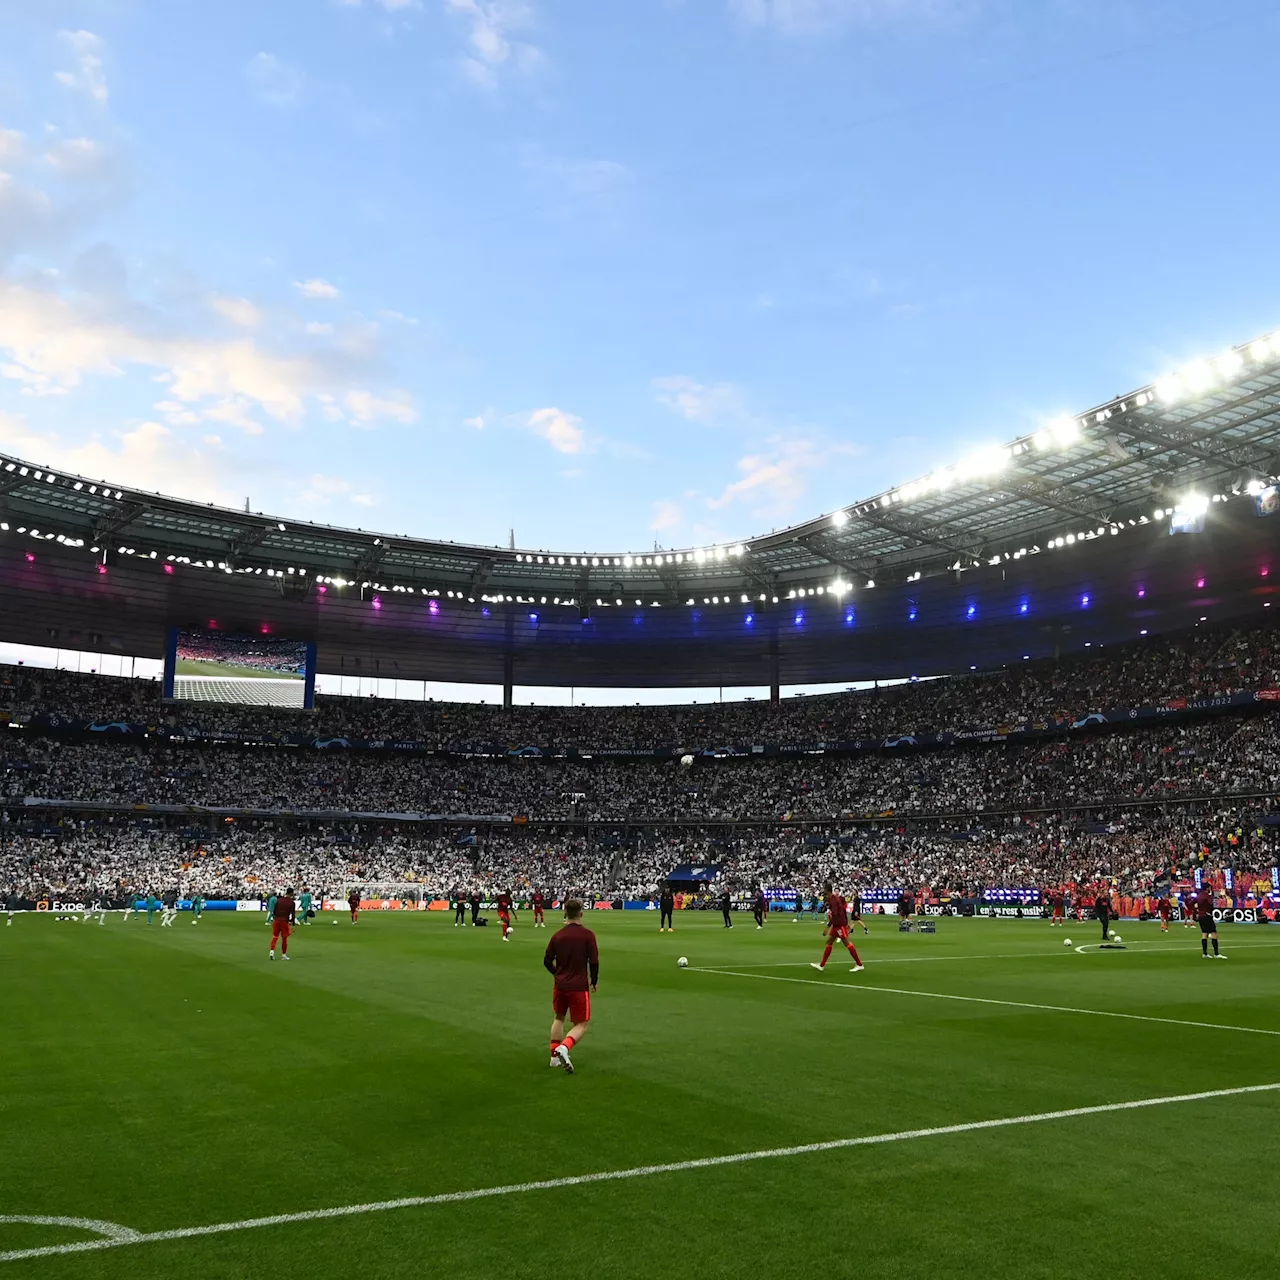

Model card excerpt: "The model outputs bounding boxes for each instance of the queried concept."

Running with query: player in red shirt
[543,899,599,1074]
[269,887,296,961]
[810,883,864,973]
[347,889,360,923]
[1050,890,1065,926]
[497,891,514,941]
[531,889,546,928]
[1157,895,1173,933]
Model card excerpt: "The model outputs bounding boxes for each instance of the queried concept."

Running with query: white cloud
[0,130,123,263]
[463,414,485,429]
[210,295,264,328]
[303,321,334,335]
[344,388,417,426]
[649,499,682,532]
[708,435,857,517]
[0,279,416,429]
[298,472,377,507]
[0,130,25,163]
[244,52,304,107]
[338,0,421,9]
[55,30,109,104]
[294,277,340,300]
[43,137,111,178]
[0,413,243,508]
[445,0,542,89]
[653,375,744,424]
[728,0,948,32]
[525,406,585,454]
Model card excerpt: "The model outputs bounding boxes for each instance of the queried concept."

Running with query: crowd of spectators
[2,803,1272,907]
[3,711,1278,819]
[2,621,1278,750]
[4,621,1280,907]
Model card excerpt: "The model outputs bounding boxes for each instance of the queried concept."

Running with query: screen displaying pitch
[163,628,316,709]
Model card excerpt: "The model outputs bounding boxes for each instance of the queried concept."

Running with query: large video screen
[163,628,317,709]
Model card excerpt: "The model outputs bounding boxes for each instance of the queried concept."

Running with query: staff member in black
[1094,890,1113,941]
[720,888,733,929]
[469,889,481,926]
[752,886,767,929]
[659,883,675,933]
[454,888,468,927]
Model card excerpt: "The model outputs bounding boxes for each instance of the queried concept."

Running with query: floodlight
[1216,351,1244,378]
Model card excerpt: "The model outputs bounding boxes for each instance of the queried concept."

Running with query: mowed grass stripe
[4,1081,1278,1264]
[689,965,1280,1036]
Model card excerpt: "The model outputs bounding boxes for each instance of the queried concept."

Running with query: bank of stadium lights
[511,544,745,569]
[1156,332,1279,404]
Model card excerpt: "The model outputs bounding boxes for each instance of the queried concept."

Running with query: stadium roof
[2,327,1280,688]
[3,329,1279,609]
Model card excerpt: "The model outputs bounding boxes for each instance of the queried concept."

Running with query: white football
[1063,938,1073,947]
[678,956,689,968]
[680,754,694,768]
[332,919,338,926]
[1111,935,1121,943]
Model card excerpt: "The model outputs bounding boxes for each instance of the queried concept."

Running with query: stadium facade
[2,330,1279,698]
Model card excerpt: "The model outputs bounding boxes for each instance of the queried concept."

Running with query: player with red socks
[811,883,864,973]
[497,890,514,941]
[544,899,599,1074]
[531,889,546,928]
[347,888,360,923]
[269,887,296,961]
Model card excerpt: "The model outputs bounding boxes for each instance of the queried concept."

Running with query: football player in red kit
[497,891,514,940]
[269,887,296,961]
[531,889,546,928]
[1157,895,1173,933]
[810,883,864,973]
[347,889,360,923]
[544,900,599,1074]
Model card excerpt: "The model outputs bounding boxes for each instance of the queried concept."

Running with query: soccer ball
[678,956,689,968]
[332,919,338,926]
[1111,935,1121,944]
[680,754,694,769]
[1063,938,1073,947]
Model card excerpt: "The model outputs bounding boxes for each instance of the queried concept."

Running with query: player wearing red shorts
[543,899,599,1074]
[497,891,514,941]
[1157,895,1172,933]
[347,889,360,923]
[269,887,296,961]
[810,883,864,973]
[1050,890,1066,926]
[531,889,546,928]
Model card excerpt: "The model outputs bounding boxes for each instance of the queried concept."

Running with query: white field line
[3,1083,1278,1264]
[689,967,1280,1037]
[697,939,1280,970]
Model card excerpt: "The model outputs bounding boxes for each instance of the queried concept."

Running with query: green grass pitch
[2,911,1277,1279]
[174,659,300,681]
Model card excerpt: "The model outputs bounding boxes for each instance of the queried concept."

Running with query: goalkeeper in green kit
[298,888,313,924]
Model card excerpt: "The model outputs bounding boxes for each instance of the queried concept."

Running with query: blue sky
[1,0,1278,553]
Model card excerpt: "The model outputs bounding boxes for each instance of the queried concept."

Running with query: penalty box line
[689,967,1280,1038]
[3,1083,1278,1264]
